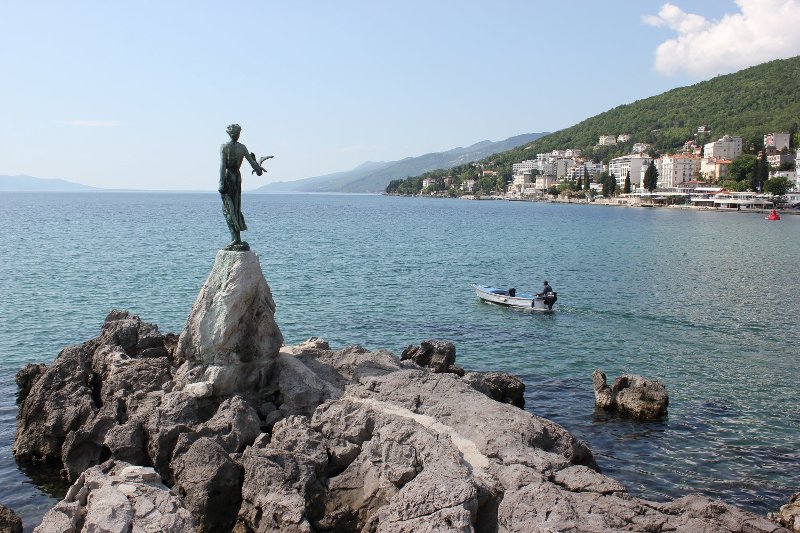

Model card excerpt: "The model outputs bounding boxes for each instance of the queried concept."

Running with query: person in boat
[536,280,557,310]
[536,280,553,297]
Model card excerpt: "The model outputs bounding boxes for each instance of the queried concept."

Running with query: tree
[752,154,769,192]
[547,185,559,197]
[764,176,790,196]
[576,176,583,190]
[583,167,591,190]
[624,172,631,193]
[600,172,616,196]
[643,161,658,192]
[729,154,756,182]
[495,174,507,194]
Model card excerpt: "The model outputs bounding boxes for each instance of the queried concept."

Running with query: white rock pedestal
[175,250,283,396]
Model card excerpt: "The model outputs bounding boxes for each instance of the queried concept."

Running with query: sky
[2,0,800,191]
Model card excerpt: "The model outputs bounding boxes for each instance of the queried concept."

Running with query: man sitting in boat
[536,280,557,310]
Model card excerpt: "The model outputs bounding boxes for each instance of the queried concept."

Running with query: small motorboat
[471,284,557,311]
[767,209,781,221]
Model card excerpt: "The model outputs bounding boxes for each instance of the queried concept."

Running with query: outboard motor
[508,288,516,297]
[544,291,557,310]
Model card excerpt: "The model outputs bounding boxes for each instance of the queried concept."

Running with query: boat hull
[471,284,555,311]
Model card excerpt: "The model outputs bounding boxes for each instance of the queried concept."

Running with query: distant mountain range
[0,174,97,192]
[254,133,549,193]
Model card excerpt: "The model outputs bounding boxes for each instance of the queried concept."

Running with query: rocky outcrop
[13,251,785,532]
[401,339,465,375]
[593,369,669,420]
[175,250,283,397]
[463,370,526,409]
[0,503,23,533]
[34,461,195,533]
[771,492,800,532]
[18,329,788,532]
[13,310,175,469]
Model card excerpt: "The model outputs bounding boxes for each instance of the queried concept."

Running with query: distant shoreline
[385,193,799,215]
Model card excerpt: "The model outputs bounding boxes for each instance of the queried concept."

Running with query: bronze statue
[218,124,272,251]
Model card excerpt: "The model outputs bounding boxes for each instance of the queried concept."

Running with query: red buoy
[767,209,781,221]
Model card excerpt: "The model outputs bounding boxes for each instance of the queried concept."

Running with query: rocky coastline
[12,250,793,532]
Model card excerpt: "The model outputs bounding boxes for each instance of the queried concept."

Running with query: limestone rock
[771,492,800,532]
[593,369,669,420]
[34,460,195,533]
[172,437,242,533]
[0,503,23,533]
[17,315,786,533]
[401,340,465,375]
[13,311,174,467]
[463,370,526,408]
[175,251,282,396]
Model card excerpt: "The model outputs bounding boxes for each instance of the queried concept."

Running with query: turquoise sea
[1,192,798,529]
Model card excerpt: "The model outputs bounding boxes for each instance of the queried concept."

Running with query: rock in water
[0,503,23,533]
[593,369,669,420]
[770,492,800,532]
[176,250,283,396]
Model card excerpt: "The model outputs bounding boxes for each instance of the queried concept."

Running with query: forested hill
[394,55,800,190]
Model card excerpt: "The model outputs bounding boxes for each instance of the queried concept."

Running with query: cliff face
[14,251,790,532]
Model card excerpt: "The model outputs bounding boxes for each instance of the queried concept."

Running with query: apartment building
[703,135,743,160]
[764,132,790,151]
[609,154,652,189]
[656,155,700,188]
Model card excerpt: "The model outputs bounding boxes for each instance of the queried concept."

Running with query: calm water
[0,192,798,529]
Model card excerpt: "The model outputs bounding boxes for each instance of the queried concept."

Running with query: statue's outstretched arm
[243,146,263,176]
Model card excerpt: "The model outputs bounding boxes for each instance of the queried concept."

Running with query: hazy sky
[2,0,799,190]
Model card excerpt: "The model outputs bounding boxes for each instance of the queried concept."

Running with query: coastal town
[399,129,800,210]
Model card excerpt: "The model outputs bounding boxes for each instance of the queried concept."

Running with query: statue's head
[226,123,242,140]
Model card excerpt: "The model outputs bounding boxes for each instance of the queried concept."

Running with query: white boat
[471,284,557,311]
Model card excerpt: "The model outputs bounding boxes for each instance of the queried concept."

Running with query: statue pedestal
[175,250,283,396]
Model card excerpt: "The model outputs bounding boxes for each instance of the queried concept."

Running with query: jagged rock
[771,492,800,532]
[593,369,669,420]
[15,363,46,405]
[172,437,242,533]
[175,251,283,396]
[0,503,23,533]
[16,307,786,533]
[235,416,330,532]
[463,370,526,408]
[13,311,174,467]
[401,340,465,375]
[34,460,195,533]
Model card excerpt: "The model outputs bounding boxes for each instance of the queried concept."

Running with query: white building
[568,162,603,181]
[656,155,699,188]
[617,134,631,143]
[422,177,437,189]
[510,171,536,196]
[703,135,742,160]
[462,179,476,193]
[598,135,617,146]
[609,154,652,190]
[632,143,651,154]
[511,160,537,174]
[764,132,790,151]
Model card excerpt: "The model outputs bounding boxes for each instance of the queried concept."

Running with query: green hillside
[392,56,800,192]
